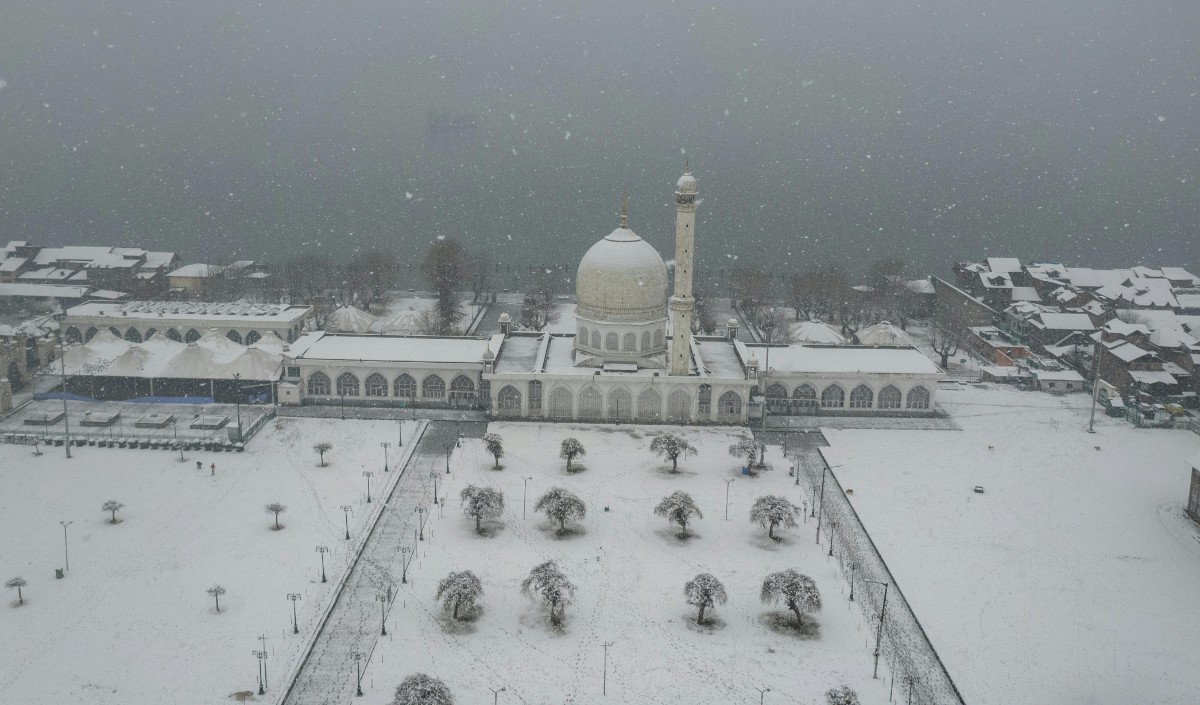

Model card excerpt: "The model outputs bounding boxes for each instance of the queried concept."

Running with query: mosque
[280,171,944,422]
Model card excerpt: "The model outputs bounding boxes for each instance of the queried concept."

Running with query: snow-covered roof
[1107,341,1156,363]
[371,308,423,335]
[1034,370,1084,382]
[905,279,935,295]
[856,321,915,347]
[325,305,378,333]
[1128,370,1177,385]
[168,263,226,278]
[1011,286,1041,302]
[1035,313,1095,331]
[1161,267,1199,284]
[738,340,943,376]
[297,332,504,364]
[61,329,282,380]
[65,300,310,323]
[0,282,91,299]
[0,256,28,272]
[788,320,845,345]
[986,257,1023,274]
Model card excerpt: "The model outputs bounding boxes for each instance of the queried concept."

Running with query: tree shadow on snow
[682,612,727,635]
[538,522,587,540]
[759,611,820,639]
[474,521,505,538]
[653,527,702,544]
[564,464,588,475]
[653,466,698,478]
[747,531,797,552]
[518,609,569,635]
[437,606,483,634]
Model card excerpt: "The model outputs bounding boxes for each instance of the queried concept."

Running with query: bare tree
[482,433,504,469]
[928,299,970,368]
[422,238,467,334]
[750,495,800,540]
[683,573,727,624]
[207,584,227,612]
[533,487,586,535]
[559,438,586,472]
[393,674,454,705]
[102,500,124,524]
[6,577,27,606]
[313,442,332,466]
[435,570,483,620]
[654,491,703,538]
[650,434,698,473]
[761,569,821,628]
[466,252,494,304]
[692,280,718,335]
[265,503,287,530]
[731,264,770,311]
[460,485,505,533]
[521,560,576,627]
[282,254,332,304]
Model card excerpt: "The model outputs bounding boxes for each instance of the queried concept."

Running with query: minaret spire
[669,169,699,376]
[619,185,629,228]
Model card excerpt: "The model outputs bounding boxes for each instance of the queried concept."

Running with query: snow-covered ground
[0,417,421,705]
[821,385,1200,705]
[361,423,889,705]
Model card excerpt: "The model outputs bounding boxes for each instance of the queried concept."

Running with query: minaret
[669,169,698,376]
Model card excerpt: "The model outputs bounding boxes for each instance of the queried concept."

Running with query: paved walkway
[281,420,485,705]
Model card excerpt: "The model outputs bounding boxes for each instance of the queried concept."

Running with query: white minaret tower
[669,169,698,376]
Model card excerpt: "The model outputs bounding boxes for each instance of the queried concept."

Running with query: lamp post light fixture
[377,592,389,635]
[340,505,352,540]
[724,478,735,520]
[397,416,403,446]
[363,471,374,503]
[253,649,268,694]
[315,545,330,583]
[444,443,451,474]
[864,579,890,679]
[59,520,73,572]
[490,686,507,705]
[849,562,858,602]
[232,372,243,442]
[350,650,365,697]
[417,507,425,541]
[756,687,772,705]
[287,593,302,634]
[400,546,411,583]
[381,442,391,472]
[430,470,439,505]
[523,477,533,519]
[340,393,346,420]
[828,520,837,557]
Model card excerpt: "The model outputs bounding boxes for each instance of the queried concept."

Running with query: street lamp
[363,471,374,503]
[865,579,890,679]
[316,545,330,583]
[848,562,858,602]
[430,470,439,505]
[59,520,73,571]
[815,464,843,544]
[377,592,389,635]
[756,687,771,705]
[350,650,365,697]
[490,686,507,705]
[400,546,411,583]
[52,312,71,459]
[444,443,451,473]
[381,442,391,472]
[523,476,532,519]
[287,593,302,634]
[170,418,185,462]
[397,416,403,446]
[724,478,735,520]
[233,372,243,442]
[252,649,268,694]
[340,393,346,420]
[416,507,425,541]
[828,520,837,557]
[340,505,352,540]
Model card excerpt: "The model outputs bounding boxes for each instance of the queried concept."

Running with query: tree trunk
[566,456,572,471]
[494,455,500,469]
[215,596,221,612]
[768,521,775,539]
[17,587,23,604]
[559,517,567,533]
[939,350,949,368]
[671,455,678,472]
[110,510,117,523]
[550,598,560,626]
[476,514,482,532]
[274,515,280,530]
[788,599,803,627]
[453,598,461,619]
[697,602,706,624]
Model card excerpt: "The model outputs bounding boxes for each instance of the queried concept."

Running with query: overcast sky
[1,0,1197,276]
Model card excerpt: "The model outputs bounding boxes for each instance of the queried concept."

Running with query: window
[906,385,930,409]
[579,387,602,418]
[336,372,360,396]
[622,333,637,352]
[528,380,543,413]
[422,375,446,399]
[84,327,98,342]
[641,331,651,350]
[654,329,664,347]
[124,328,142,343]
[549,387,573,418]
[717,391,742,420]
[606,332,619,350]
[766,383,788,398]
[365,373,389,397]
[393,374,416,398]
[450,375,476,405]
[579,326,588,342]
[226,330,243,344]
[64,327,82,344]
[590,331,601,348]
[878,385,902,409]
[821,385,845,408]
[109,326,122,338]
[165,328,182,342]
[144,328,157,340]
[185,329,201,343]
[245,330,262,345]
[698,384,712,416]
[608,388,632,419]
[849,385,873,409]
[667,389,691,421]
[286,366,301,378]
[307,372,331,395]
[793,384,817,406]
[638,388,662,420]
[498,385,522,416]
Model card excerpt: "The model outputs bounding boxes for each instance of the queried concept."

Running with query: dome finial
[685,156,690,172]
[619,185,629,228]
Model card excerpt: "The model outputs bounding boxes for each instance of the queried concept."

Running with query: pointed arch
[364,373,389,397]
[84,326,98,342]
[64,326,82,344]
[528,380,543,413]
[165,328,182,342]
[608,387,632,419]
[622,333,637,352]
[422,374,445,399]
[590,331,600,348]
[654,329,664,348]
[765,382,788,398]
[336,372,360,396]
[307,372,331,396]
[226,329,243,344]
[849,384,874,409]
[393,374,416,398]
[497,385,522,416]
[717,391,742,421]
[450,374,476,406]
[184,329,201,343]
[667,389,692,421]
[906,385,931,409]
[143,328,157,340]
[878,385,902,409]
[605,332,619,350]
[579,326,589,343]
[637,388,662,420]
[793,384,817,407]
[641,331,651,350]
[697,384,713,417]
[579,386,603,418]
[244,330,262,345]
[548,387,573,418]
[821,384,844,408]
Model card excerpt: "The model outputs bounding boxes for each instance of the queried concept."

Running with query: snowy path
[282,421,484,705]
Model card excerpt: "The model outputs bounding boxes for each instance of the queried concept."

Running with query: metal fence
[798,449,968,705]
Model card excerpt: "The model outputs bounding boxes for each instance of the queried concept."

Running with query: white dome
[857,321,915,347]
[575,226,668,323]
[676,171,698,194]
[789,320,845,345]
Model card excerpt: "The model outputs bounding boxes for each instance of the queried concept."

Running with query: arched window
[124,328,143,343]
[907,386,930,409]
[144,328,157,340]
[766,383,788,398]
[622,333,637,352]
[637,388,662,420]
[821,384,845,408]
[849,385,874,409]
[654,329,664,347]
[393,374,416,398]
[667,389,691,421]
[185,329,201,343]
[364,373,389,397]
[549,387,573,418]
[84,326,98,342]
[608,388,632,419]
[579,326,588,343]
[698,384,712,416]
[606,332,619,350]
[307,372,331,395]
[422,375,446,399]
[450,375,476,405]
[336,372,360,396]
[64,327,82,344]
[793,384,817,406]
[497,385,522,416]
[641,331,651,350]
[717,391,742,420]
[528,380,543,413]
[165,328,182,342]
[579,387,602,418]
[244,330,262,345]
[878,385,902,409]
[226,330,243,344]
[590,331,601,348]
[108,326,122,338]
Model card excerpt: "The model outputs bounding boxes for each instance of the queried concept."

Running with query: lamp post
[316,545,330,583]
[377,592,389,635]
[398,416,403,446]
[340,505,352,540]
[381,442,391,472]
[865,579,890,678]
[171,417,185,462]
[444,443,451,474]
[350,650,365,697]
[490,686,507,705]
[849,562,857,601]
[815,464,842,544]
[340,393,346,420]
[53,313,72,459]
[756,687,771,705]
[400,546,410,583]
[287,593,302,634]
[417,507,425,541]
[233,372,243,442]
[523,476,532,519]
[430,470,439,505]
[828,520,837,557]
[253,649,268,694]
[59,520,73,571]
[602,640,614,695]
[724,478,735,520]
[363,471,374,503]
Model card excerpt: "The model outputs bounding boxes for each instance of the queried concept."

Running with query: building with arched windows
[281,170,944,422]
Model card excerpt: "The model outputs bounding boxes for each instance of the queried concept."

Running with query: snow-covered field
[822,385,1200,705]
[0,417,421,705]
[363,423,888,705]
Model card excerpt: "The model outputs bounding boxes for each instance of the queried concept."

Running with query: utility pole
[1088,341,1101,433]
[724,478,735,520]
[602,640,615,695]
[59,520,73,571]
